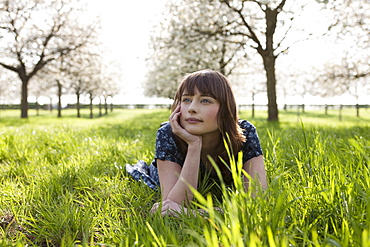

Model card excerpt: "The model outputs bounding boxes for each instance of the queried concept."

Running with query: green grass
[0,108,369,246]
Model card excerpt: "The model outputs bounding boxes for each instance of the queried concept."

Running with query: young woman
[127,69,267,216]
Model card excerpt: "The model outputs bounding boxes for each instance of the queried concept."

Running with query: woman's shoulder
[238,119,256,132]
[156,121,176,144]
[238,119,263,161]
[155,121,184,165]
[157,121,172,134]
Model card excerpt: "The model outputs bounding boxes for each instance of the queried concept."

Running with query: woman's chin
[184,127,203,136]
[182,125,199,135]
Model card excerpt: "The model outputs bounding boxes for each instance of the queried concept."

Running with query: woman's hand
[150,199,188,217]
[150,200,223,217]
[169,105,202,145]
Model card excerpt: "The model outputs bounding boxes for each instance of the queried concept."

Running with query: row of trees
[0,0,120,118]
[144,0,369,121]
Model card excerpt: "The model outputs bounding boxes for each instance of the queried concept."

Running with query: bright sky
[88,0,168,104]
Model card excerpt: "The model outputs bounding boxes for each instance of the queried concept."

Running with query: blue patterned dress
[126,120,263,191]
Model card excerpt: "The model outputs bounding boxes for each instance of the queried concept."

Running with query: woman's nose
[188,101,198,113]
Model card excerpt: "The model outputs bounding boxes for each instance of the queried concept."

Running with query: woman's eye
[182,98,191,103]
[201,98,212,103]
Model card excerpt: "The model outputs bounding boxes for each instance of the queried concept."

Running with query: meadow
[0,108,369,246]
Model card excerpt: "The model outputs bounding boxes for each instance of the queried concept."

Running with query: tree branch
[0,62,18,73]
[220,0,264,53]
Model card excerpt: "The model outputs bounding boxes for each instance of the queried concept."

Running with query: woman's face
[179,88,220,137]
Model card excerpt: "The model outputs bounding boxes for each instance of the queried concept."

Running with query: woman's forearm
[243,155,267,193]
[166,142,201,204]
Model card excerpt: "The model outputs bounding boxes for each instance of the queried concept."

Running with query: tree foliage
[316,0,370,100]
[145,0,246,99]
[145,0,335,121]
[0,0,99,118]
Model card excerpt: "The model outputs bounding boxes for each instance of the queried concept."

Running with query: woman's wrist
[187,138,202,150]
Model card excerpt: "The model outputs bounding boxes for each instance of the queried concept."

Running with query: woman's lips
[185,117,202,123]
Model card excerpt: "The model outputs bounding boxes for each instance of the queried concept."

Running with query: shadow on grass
[74,110,170,141]
[0,109,169,128]
[0,110,109,127]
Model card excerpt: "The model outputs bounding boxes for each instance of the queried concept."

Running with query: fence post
[339,104,343,121]
[356,104,360,117]
[325,104,328,115]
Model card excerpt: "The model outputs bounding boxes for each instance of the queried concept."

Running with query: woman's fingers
[160,204,170,215]
[169,105,180,121]
[161,204,178,217]
[169,110,181,128]
[150,199,172,214]
[152,199,177,216]
[168,107,187,137]
[150,202,159,214]
[162,200,182,217]
[151,199,187,217]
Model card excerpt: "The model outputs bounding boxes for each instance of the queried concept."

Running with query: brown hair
[172,70,245,177]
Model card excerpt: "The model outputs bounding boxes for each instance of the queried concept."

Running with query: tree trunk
[57,80,62,118]
[261,7,279,122]
[49,97,53,112]
[219,39,226,75]
[20,77,29,118]
[76,93,81,118]
[36,97,40,116]
[104,97,108,115]
[99,97,102,117]
[262,54,278,121]
[89,95,93,119]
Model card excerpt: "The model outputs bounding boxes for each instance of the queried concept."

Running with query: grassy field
[0,108,369,246]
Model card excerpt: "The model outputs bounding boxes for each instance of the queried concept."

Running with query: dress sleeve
[239,120,263,163]
[153,123,184,167]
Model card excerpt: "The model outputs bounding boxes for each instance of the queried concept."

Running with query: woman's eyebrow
[182,93,214,97]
